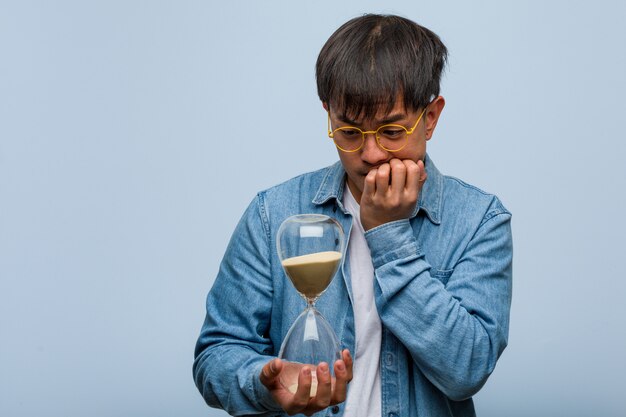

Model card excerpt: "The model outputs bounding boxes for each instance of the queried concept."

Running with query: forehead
[333,99,410,124]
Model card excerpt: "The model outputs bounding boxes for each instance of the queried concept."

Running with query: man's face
[327,97,444,203]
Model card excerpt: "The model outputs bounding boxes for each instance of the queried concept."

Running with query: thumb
[418,160,427,183]
[259,358,283,387]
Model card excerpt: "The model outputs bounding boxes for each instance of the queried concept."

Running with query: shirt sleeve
[192,194,281,415]
[365,200,513,401]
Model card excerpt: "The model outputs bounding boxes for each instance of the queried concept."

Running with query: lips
[362,164,384,176]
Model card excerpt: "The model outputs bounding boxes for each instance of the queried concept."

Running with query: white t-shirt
[342,185,382,417]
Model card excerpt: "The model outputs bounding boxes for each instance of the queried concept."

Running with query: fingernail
[337,362,345,371]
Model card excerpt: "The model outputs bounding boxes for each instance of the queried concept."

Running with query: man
[194,14,512,417]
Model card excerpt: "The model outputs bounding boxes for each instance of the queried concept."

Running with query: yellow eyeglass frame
[327,107,427,153]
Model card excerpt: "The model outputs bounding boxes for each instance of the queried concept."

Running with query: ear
[424,96,445,140]
[322,102,329,111]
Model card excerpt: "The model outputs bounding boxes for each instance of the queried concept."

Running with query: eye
[337,128,361,138]
[379,126,405,139]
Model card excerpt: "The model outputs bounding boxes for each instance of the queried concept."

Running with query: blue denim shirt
[194,154,512,417]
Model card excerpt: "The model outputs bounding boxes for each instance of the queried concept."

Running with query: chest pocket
[431,268,453,286]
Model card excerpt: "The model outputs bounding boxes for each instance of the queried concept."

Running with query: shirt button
[386,353,394,366]
[389,413,398,417]
[331,405,340,414]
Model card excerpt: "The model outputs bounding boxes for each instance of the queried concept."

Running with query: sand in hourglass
[281,251,342,298]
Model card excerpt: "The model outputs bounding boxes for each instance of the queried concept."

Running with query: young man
[194,14,512,417]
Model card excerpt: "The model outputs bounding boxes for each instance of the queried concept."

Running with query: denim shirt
[193,154,513,417]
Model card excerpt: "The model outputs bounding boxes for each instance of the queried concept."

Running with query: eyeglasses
[327,107,427,153]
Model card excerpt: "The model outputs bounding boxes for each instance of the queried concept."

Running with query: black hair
[316,14,448,120]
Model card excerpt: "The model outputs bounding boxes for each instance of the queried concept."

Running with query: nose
[360,132,390,165]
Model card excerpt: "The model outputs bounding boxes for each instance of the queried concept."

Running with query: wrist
[364,219,420,268]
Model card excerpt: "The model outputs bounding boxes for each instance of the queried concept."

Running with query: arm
[359,158,512,400]
[193,195,353,415]
[366,207,512,400]
[193,195,280,415]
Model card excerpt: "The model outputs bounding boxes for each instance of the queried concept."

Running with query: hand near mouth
[360,158,427,231]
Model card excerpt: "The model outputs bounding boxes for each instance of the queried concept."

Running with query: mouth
[362,164,384,176]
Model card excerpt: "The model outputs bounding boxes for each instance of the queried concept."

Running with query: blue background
[1,1,625,416]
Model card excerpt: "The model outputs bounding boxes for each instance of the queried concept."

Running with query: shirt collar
[312,153,442,225]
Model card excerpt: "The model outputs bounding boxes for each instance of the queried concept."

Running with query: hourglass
[276,214,345,397]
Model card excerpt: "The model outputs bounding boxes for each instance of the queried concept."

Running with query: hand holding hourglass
[259,214,353,416]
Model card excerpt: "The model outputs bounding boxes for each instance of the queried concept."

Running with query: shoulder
[259,164,334,200]
[441,175,511,223]
[256,161,344,211]
[251,162,341,230]
[429,174,512,266]
[443,175,511,216]
[423,155,510,227]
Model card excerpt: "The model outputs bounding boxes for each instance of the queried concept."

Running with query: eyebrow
[338,113,407,126]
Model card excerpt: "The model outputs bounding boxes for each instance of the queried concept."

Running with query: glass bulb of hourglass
[276,214,345,397]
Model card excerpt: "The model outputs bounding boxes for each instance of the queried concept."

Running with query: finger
[375,163,391,194]
[331,360,348,404]
[259,358,282,388]
[416,159,427,189]
[389,159,407,193]
[363,168,377,198]
[311,362,331,409]
[403,159,420,194]
[331,350,353,404]
[342,349,354,382]
[289,366,313,412]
